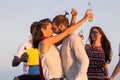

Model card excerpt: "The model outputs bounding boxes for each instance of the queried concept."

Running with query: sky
[0,0,120,80]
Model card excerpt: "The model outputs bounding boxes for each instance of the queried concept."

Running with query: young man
[109,43,120,80]
[12,22,38,74]
[52,8,92,80]
[12,22,40,80]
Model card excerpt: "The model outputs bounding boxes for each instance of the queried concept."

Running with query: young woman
[85,26,112,80]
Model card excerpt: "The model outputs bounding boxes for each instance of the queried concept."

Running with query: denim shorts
[29,65,40,74]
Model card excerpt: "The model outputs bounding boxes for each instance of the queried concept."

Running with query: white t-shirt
[14,40,32,74]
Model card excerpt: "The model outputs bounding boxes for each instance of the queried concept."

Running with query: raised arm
[55,8,78,46]
[50,9,92,44]
[66,9,93,35]
[40,9,93,54]
[70,8,78,26]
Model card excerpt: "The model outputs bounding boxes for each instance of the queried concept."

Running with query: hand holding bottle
[88,9,93,22]
[88,2,93,22]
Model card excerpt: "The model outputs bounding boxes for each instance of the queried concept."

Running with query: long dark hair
[30,21,38,36]
[88,26,112,63]
[32,18,51,48]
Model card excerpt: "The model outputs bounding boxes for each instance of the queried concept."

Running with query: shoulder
[66,34,78,43]
[70,33,80,39]
[18,40,32,50]
[22,40,32,47]
[85,44,91,50]
[69,34,84,43]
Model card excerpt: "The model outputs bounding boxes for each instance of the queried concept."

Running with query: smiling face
[90,28,102,41]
